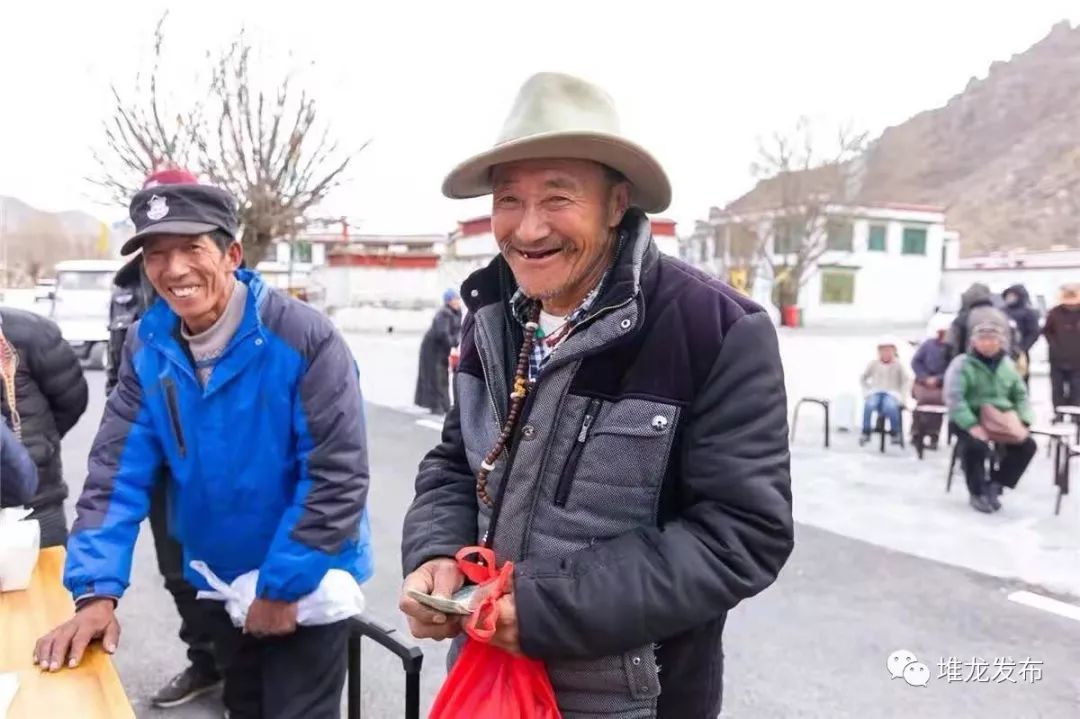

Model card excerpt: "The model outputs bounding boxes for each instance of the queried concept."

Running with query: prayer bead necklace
[476,302,541,508]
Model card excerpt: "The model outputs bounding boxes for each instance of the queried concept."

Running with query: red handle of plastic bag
[455,546,513,642]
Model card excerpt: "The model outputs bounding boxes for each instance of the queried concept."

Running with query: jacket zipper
[162,378,187,459]
[474,322,504,427]
[554,398,603,507]
[545,295,638,373]
[484,289,632,540]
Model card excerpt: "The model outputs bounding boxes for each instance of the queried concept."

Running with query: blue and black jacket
[66,270,373,601]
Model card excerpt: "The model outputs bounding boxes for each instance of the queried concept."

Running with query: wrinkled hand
[33,599,120,671]
[245,598,298,638]
[400,557,465,641]
[970,425,990,443]
[489,594,523,656]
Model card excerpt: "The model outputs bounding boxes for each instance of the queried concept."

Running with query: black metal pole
[348,632,362,719]
[405,669,420,719]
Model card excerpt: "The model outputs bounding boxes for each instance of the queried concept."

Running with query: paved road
[57,371,1080,718]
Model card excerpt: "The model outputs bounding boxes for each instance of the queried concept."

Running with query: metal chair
[912,405,947,460]
[871,408,905,453]
[1030,424,1073,515]
[791,397,830,448]
[946,432,999,493]
[1056,443,1077,516]
[1053,405,1080,443]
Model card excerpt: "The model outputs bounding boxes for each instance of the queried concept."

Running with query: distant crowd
[860,282,1080,514]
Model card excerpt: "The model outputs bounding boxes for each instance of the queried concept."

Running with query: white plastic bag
[190,561,365,629]
[0,507,40,592]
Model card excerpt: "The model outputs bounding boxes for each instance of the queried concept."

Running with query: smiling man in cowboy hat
[400,72,794,717]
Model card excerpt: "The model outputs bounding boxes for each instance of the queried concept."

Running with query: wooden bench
[0,547,133,718]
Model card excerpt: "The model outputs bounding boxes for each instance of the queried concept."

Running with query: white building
[699,203,949,326]
[939,247,1080,314]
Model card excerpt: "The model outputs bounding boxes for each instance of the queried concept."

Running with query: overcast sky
[2,1,1078,234]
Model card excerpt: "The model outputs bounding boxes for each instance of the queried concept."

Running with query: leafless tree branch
[91,16,361,267]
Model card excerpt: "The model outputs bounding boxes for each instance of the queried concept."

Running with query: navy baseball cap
[122,183,239,256]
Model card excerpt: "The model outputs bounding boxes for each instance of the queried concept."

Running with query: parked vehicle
[47,259,123,369]
[33,278,56,303]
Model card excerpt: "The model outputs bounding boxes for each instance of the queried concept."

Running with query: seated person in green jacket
[945,322,1036,514]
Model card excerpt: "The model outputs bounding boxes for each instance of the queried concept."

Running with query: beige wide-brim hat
[442,72,672,213]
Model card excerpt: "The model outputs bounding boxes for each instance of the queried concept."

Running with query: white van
[47,259,123,369]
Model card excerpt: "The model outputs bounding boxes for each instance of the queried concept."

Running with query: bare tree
[196,31,362,266]
[717,117,867,308]
[91,18,360,267]
[88,12,204,206]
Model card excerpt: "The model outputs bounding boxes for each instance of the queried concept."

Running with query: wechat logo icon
[887,649,930,687]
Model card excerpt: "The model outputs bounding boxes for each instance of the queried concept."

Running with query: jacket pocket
[554,397,603,507]
[161,378,187,459]
[581,398,678,488]
[544,646,661,716]
[547,398,678,542]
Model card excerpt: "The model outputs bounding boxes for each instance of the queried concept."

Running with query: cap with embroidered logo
[122,183,239,256]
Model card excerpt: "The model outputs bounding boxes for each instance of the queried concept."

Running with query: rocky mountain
[0,196,107,284]
[729,20,1080,255]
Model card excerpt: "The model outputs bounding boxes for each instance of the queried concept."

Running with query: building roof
[710,201,946,223]
[723,165,945,217]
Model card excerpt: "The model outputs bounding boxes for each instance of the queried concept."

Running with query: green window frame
[901,227,928,255]
[867,224,887,252]
[293,240,313,263]
[820,269,856,304]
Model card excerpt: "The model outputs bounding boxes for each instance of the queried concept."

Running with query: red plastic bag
[428,547,561,719]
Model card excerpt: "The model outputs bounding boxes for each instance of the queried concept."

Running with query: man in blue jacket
[34,182,373,718]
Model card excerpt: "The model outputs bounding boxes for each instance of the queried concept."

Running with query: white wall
[271,241,330,267]
[800,217,944,326]
[654,236,679,256]
[308,258,493,313]
[452,233,498,259]
[275,242,290,264]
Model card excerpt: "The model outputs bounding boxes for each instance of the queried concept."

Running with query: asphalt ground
[52,371,1080,718]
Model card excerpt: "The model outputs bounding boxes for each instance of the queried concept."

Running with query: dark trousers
[912,381,945,438]
[28,502,68,547]
[148,480,219,676]
[202,603,349,719]
[952,424,1037,497]
[1050,366,1080,408]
